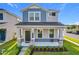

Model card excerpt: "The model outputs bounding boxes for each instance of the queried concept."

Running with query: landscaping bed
[24,45,68,55]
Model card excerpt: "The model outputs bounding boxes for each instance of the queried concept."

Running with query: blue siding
[23,11,28,22]
[23,9,46,22]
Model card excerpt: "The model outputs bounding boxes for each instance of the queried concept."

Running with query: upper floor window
[49,12,56,16]
[28,12,40,22]
[0,13,3,20]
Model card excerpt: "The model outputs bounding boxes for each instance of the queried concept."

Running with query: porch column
[17,28,21,47]
[58,28,64,47]
[31,28,35,45]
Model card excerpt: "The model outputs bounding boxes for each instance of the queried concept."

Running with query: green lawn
[32,40,79,55]
[0,38,20,55]
[64,36,79,44]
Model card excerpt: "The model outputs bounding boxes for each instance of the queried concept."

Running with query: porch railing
[35,39,62,42]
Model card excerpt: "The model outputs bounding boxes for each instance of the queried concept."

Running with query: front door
[25,31,30,43]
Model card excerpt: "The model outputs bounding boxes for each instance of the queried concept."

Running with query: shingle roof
[16,22,64,26]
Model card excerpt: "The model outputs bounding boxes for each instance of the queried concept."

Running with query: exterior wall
[22,8,58,22]
[23,9,46,22]
[47,11,58,22]
[0,11,19,42]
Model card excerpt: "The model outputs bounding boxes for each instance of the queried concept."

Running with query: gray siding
[22,9,46,22]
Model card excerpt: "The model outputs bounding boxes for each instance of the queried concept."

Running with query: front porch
[17,25,64,47]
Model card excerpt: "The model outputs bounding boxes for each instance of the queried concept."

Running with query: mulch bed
[30,47,68,55]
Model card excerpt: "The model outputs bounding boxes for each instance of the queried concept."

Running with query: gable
[29,5,40,9]
[21,4,48,12]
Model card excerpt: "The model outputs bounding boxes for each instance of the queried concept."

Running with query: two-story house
[16,4,64,47]
[0,9,19,43]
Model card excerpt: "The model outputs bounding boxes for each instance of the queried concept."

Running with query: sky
[0,3,79,25]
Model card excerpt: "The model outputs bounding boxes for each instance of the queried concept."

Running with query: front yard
[24,40,79,55]
[1,36,79,55]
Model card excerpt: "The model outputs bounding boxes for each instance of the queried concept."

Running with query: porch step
[21,42,31,47]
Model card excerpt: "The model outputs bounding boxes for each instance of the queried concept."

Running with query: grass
[24,45,34,55]
[0,38,20,55]
[32,40,79,55]
[64,36,79,44]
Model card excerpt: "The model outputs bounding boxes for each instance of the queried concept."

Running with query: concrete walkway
[19,47,28,55]
[65,38,79,46]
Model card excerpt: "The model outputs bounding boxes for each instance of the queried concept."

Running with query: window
[29,12,34,21]
[49,29,54,38]
[28,12,40,22]
[49,12,56,16]
[38,29,42,38]
[0,13,3,20]
[35,13,40,21]
[52,12,56,16]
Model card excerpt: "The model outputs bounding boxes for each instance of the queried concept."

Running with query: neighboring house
[66,25,79,34]
[0,9,20,43]
[16,4,65,47]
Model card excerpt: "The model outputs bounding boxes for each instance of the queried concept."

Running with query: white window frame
[28,11,41,22]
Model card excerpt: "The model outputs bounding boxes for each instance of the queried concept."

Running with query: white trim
[28,11,41,22]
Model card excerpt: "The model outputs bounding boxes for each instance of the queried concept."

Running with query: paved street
[64,32,79,40]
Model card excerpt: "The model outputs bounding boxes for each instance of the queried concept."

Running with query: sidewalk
[19,47,28,55]
[65,38,79,46]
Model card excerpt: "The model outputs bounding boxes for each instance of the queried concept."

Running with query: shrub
[46,47,49,51]
[37,46,40,51]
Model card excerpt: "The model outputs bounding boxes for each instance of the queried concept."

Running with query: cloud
[7,3,18,8]
[60,3,67,11]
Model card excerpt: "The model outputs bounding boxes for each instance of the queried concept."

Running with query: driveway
[64,32,79,40]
